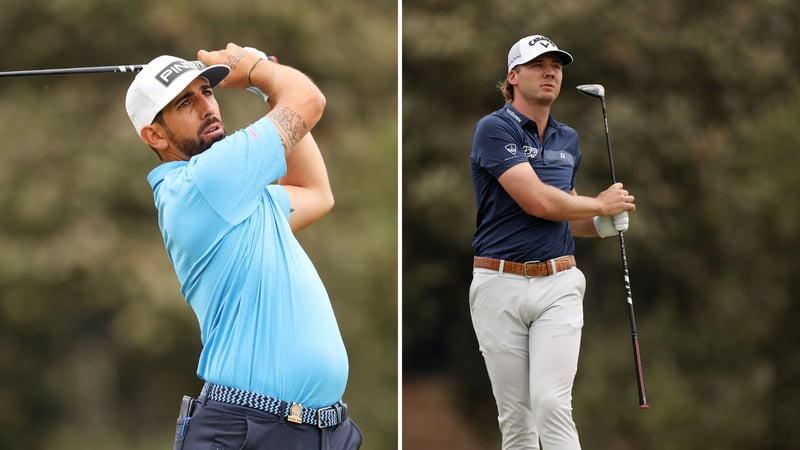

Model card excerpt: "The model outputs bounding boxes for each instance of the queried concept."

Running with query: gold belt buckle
[287,402,303,424]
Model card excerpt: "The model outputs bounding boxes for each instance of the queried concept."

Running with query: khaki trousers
[469,266,585,450]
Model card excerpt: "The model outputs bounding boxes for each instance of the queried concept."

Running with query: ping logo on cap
[155,60,202,87]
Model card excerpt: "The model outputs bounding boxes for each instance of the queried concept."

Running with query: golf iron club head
[576,84,605,99]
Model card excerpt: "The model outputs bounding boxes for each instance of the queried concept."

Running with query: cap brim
[551,50,573,66]
[509,49,574,72]
[198,64,230,87]
[520,50,573,67]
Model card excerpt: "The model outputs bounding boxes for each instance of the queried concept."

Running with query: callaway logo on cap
[125,55,230,136]
[507,34,573,72]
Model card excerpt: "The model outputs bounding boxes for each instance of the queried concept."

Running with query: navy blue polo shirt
[470,104,581,262]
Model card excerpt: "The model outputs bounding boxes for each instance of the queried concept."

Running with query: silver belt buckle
[316,404,341,428]
[522,261,539,277]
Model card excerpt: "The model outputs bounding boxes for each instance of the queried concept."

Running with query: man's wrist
[247,58,265,87]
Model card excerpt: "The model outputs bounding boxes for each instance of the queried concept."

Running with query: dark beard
[164,118,225,158]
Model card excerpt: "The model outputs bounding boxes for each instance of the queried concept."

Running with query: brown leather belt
[473,255,576,277]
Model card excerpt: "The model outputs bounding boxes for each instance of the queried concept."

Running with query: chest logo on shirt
[523,146,538,159]
[505,144,517,155]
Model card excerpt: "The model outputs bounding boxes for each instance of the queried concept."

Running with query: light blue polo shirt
[147,117,348,408]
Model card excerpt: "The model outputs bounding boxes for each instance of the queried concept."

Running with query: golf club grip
[618,231,648,408]
[0,65,143,77]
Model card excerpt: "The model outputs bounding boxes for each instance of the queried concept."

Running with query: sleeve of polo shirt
[472,116,528,179]
[187,117,287,224]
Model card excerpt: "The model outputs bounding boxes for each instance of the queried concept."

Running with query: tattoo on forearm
[269,106,308,153]
[224,52,246,71]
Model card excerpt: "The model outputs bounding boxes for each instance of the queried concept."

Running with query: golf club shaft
[0,65,143,78]
[600,99,617,182]
[599,96,649,409]
[618,225,648,408]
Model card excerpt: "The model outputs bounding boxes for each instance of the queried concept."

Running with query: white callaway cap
[125,55,230,135]
[507,35,573,72]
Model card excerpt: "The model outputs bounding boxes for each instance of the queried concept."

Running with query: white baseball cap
[125,55,230,135]
[507,35,573,72]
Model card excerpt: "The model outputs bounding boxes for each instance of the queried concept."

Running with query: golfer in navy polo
[469,34,635,449]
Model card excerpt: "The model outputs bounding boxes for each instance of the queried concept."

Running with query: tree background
[403,0,800,449]
[0,1,397,449]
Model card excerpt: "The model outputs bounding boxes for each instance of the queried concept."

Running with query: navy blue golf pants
[174,398,362,450]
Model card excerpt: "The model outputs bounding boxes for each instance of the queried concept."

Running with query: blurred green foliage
[0,0,397,449]
[403,0,800,448]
